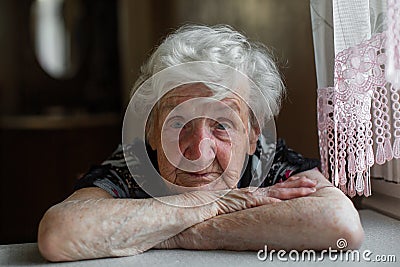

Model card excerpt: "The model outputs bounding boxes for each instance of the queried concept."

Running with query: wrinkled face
[148,83,259,191]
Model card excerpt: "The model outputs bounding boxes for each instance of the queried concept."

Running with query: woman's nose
[180,122,216,163]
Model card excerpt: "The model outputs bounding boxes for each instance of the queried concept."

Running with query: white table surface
[1,209,399,266]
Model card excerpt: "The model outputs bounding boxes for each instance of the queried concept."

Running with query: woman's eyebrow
[160,103,176,112]
[159,97,183,112]
[221,99,242,113]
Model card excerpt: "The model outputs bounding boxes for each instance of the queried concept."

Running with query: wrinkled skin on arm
[38,184,285,262]
[154,169,364,251]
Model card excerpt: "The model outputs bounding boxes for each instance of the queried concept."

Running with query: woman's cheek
[215,139,234,171]
[157,152,177,184]
[218,134,248,170]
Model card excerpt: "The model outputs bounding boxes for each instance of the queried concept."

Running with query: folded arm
[38,185,280,261]
[155,169,364,251]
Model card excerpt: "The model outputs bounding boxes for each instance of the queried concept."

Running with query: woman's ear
[248,125,260,154]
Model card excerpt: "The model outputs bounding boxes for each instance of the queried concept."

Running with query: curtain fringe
[317,31,400,197]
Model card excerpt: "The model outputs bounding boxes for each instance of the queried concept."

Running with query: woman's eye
[171,121,184,129]
[216,122,230,130]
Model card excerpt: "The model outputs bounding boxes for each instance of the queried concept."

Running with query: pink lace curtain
[311,0,400,197]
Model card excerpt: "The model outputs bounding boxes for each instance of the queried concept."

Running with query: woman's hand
[173,187,282,219]
[264,175,317,200]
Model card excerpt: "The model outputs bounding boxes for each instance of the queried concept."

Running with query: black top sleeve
[261,139,320,186]
[74,145,151,198]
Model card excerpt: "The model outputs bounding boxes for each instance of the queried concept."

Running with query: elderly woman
[38,25,364,262]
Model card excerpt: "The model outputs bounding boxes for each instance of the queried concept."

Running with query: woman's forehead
[161,83,213,101]
[159,83,247,112]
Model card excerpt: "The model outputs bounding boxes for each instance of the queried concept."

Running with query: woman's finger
[274,176,317,188]
[267,187,316,200]
[285,175,303,181]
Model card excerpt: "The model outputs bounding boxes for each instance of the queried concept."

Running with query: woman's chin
[173,179,235,192]
[161,173,239,194]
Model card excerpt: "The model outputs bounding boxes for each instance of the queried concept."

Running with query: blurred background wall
[0,0,318,244]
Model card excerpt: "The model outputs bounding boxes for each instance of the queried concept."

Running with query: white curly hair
[130,24,285,139]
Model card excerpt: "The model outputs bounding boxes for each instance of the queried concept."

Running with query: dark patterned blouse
[74,139,320,198]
